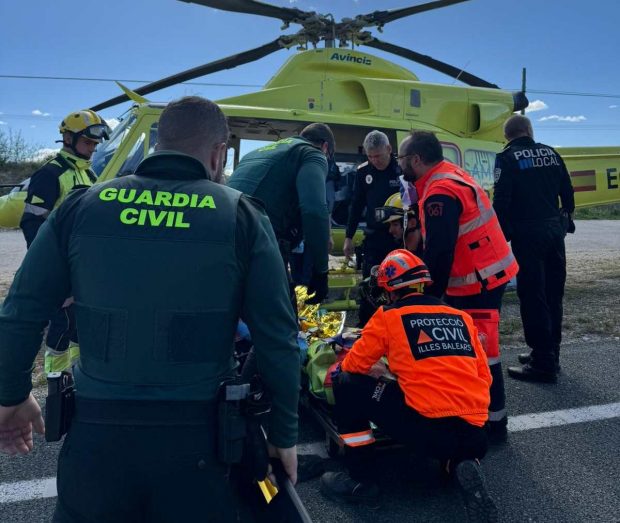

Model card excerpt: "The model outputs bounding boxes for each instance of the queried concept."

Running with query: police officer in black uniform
[343,130,400,326]
[493,114,575,383]
[0,96,300,522]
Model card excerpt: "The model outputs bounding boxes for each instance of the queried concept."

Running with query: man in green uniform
[20,109,110,373]
[0,96,300,522]
[228,123,335,306]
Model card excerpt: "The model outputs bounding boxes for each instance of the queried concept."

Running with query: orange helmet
[376,249,432,291]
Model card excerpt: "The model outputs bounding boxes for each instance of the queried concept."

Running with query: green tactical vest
[228,137,318,243]
[51,151,97,207]
[70,160,242,401]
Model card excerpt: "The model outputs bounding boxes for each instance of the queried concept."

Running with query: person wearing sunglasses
[19,109,111,375]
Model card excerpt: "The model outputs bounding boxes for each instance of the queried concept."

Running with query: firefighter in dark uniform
[343,130,401,326]
[398,131,519,443]
[228,123,335,307]
[20,109,110,374]
[321,250,498,522]
[494,114,575,383]
[0,97,300,522]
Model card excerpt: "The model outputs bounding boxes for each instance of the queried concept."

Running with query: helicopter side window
[465,149,496,191]
[409,89,421,108]
[441,142,462,166]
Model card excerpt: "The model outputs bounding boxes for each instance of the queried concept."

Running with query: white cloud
[610,105,618,109]
[538,115,586,123]
[525,99,548,113]
[32,109,51,117]
[0,120,7,125]
[29,148,59,162]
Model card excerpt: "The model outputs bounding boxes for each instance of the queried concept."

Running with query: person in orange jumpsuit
[320,250,497,522]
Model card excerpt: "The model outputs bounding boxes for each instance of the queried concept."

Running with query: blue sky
[1,0,619,156]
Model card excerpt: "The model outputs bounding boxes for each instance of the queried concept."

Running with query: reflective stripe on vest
[421,168,517,294]
[340,429,376,447]
[448,251,517,289]
[51,153,96,210]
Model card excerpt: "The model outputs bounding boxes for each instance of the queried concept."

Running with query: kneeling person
[321,250,497,522]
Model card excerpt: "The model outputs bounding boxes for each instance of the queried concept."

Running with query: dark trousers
[358,235,398,327]
[333,373,488,482]
[511,221,566,371]
[444,285,507,427]
[290,250,313,287]
[53,418,251,522]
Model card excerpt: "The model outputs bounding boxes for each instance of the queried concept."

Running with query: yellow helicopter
[2,0,619,243]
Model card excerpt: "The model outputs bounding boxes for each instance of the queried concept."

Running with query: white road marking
[507,402,620,432]
[2,402,619,504]
[0,477,57,503]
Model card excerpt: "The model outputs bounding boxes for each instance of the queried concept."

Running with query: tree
[0,128,39,166]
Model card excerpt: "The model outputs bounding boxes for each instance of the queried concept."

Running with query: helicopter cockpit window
[224,147,235,177]
[465,149,496,190]
[147,123,158,155]
[116,132,146,177]
[91,114,137,177]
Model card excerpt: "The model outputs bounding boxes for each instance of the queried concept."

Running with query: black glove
[560,209,576,235]
[305,270,329,305]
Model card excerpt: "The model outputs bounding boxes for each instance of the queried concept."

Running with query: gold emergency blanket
[295,286,345,341]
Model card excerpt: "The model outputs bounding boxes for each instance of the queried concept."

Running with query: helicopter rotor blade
[358,0,471,27]
[364,38,499,89]
[90,38,288,112]
[178,0,311,24]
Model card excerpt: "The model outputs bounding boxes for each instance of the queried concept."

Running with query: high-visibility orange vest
[341,296,492,426]
[415,160,518,296]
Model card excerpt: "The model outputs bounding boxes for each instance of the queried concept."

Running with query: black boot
[320,471,380,507]
[517,352,531,364]
[518,353,561,372]
[507,363,557,383]
[455,460,498,523]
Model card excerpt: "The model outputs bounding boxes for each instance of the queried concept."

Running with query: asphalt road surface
[1,222,619,522]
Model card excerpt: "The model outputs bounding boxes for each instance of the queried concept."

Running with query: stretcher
[322,266,362,311]
[298,319,399,458]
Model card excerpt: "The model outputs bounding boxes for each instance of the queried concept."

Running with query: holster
[217,378,250,466]
[45,371,75,442]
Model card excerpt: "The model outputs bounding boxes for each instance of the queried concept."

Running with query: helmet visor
[375,206,403,223]
[83,123,111,141]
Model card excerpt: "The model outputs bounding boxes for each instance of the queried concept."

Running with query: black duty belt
[74,397,217,426]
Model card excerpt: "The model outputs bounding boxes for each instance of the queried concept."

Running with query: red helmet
[376,249,432,291]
